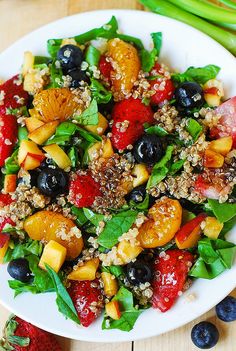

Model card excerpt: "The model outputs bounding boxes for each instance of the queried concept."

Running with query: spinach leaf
[109,265,124,278]
[4,149,20,174]
[140,48,157,73]
[46,265,80,324]
[207,199,236,223]
[34,56,52,65]
[48,60,63,88]
[102,287,143,331]
[97,210,138,249]
[129,193,150,211]
[68,146,79,168]
[147,145,174,189]
[90,79,112,104]
[74,99,98,125]
[4,239,43,263]
[186,118,203,141]
[71,206,88,226]
[219,216,236,239]
[144,124,168,137]
[83,208,105,226]
[85,45,101,67]
[151,32,162,56]
[172,65,220,85]
[169,159,185,175]
[8,280,38,297]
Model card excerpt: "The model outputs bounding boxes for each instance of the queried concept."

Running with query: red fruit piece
[0,113,18,167]
[68,279,104,327]
[111,97,154,150]
[149,63,174,105]
[0,75,29,114]
[1,316,62,351]
[194,174,230,200]
[0,193,14,207]
[152,249,194,312]
[99,55,112,83]
[210,96,236,148]
[68,173,102,208]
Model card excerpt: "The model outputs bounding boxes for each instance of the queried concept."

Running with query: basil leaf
[90,79,112,104]
[74,99,98,125]
[97,210,138,249]
[140,48,157,73]
[207,199,236,223]
[172,65,220,85]
[169,159,185,175]
[85,45,101,67]
[28,255,54,293]
[151,32,162,56]
[4,149,20,174]
[144,124,168,137]
[55,122,77,136]
[46,264,80,324]
[83,208,105,226]
[186,118,203,141]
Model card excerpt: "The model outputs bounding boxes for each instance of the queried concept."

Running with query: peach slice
[25,117,45,133]
[84,113,109,136]
[204,149,224,168]
[18,140,45,170]
[28,121,59,145]
[175,214,206,249]
[67,258,99,281]
[43,144,71,169]
[4,174,17,193]
[101,272,118,297]
[209,136,233,156]
[105,301,121,320]
[117,240,143,264]
[132,164,149,188]
[203,217,223,239]
[39,240,67,273]
[0,238,9,264]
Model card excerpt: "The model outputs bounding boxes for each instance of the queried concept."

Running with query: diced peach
[25,117,45,133]
[203,79,224,107]
[22,51,34,76]
[84,113,109,135]
[22,155,41,171]
[175,214,206,249]
[117,240,143,265]
[24,210,83,259]
[209,136,233,156]
[67,258,99,281]
[204,149,224,168]
[132,164,149,188]
[138,197,182,248]
[43,144,71,169]
[105,300,121,320]
[0,238,9,264]
[88,138,114,161]
[18,140,45,167]
[101,272,118,297]
[39,240,67,273]
[203,216,223,239]
[28,121,59,145]
[4,174,17,193]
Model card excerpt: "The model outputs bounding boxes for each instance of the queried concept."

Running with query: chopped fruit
[0,217,15,234]
[42,144,71,169]
[0,238,9,264]
[105,300,121,320]
[22,51,34,76]
[204,149,224,168]
[0,233,9,249]
[88,138,114,161]
[68,279,104,327]
[111,97,154,150]
[23,210,83,259]
[209,136,233,156]
[28,121,59,145]
[0,194,14,207]
[117,240,143,265]
[107,38,140,99]
[0,75,29,115]
[29,108,43,119]
[18,140,45,170]
[152,249,194,312]
[4,174,17,193]
[194,174,231,200]
[138,197,182,248]
[33,88,81,122]
[149,64,175,105]
[203,217,223,239]
[98,55,112,83]
[39,240,67,273]
[203,79,224,107]
[25,116,45,133]
[84,112,109,135]
[101,272,118,297]
[68,173,102,208]
[22,155,41,171]
[131,164,149,188]
[175,213,207,249]
[67,258,100,281]
[0,113,18,167]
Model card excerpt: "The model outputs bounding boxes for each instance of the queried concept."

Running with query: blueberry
[67,68,90,88]
[37,168,69,196]
[39,158,55,169]
[57,44,83,70]
[174,82,205,110]
[133,134,164,165]
[215,296,236,322]
[126,260,153,285]
[126,185,147,204]
[191,321,219,349]
[7,258,32,283]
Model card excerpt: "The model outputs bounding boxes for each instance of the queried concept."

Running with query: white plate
[0,9,235,343]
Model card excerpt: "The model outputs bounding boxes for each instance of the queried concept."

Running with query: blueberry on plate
[37,168,69,196]
[7,258,32,283]
[57,44,83,70]
[191,321,219,349]
[174,81,205,110]
[126,260,153,285]
[67,68,90,88]
[215,296,236,322]
[133,134,164,165]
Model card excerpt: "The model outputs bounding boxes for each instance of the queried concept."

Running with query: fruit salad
[0,16,235,332]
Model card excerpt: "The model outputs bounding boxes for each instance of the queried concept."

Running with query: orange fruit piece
[24,210,83,259]
[137,197,182,248]
[107,38,141,99]
[33,88,82,122]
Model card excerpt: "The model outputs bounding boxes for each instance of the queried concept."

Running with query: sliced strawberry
[68,279,104,327]
[68,173,102,208]
[0,75,29,114]
[152,249,194,312]
[194,174,230,200]
[111,97,154,150]
[99,55,112,83]
[0,113,18,167]
[149,63,174,105]
[210,96,236,147]
[0,193,14,207]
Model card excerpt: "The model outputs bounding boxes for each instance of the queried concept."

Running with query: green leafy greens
[186,118,203,141]
[207,199,236,223]
[172,64,220,85]
[74,99,98,126]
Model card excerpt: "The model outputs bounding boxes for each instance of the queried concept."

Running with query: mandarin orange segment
[24,210,83,259]
[107,38,141,98]
[137,197,182,248]
[33,88,82,122]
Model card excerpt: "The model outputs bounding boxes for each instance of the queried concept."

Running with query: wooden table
[0,1,235,350]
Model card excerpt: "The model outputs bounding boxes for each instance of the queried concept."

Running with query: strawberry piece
[152,249,194,312]
[149,63,174,105]
[0,193,14,207]
[99,55,112,83]
[0,316,62,351]
[210,96,236,147]
[194,174,230,200]
[111,97,154,150]
[0,75,29,114]
[68,173,102,208]
[0,113,18,167]
[68,279,104,327]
